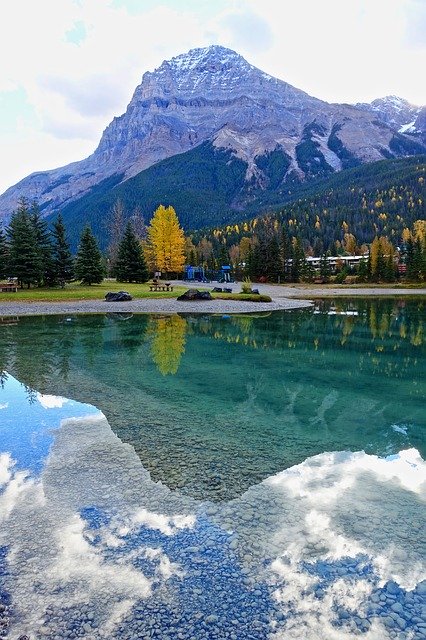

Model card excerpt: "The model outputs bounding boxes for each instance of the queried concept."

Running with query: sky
[0,0,424,195]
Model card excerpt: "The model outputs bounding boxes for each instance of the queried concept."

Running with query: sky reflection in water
[0,299,425,639]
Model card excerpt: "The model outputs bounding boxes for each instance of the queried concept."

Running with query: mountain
[355,95,425,140]
[0,45,425,234]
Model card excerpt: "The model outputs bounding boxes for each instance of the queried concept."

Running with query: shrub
[241,278,252,294]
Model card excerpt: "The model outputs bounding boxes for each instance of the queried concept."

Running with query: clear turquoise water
[0,299,425,639]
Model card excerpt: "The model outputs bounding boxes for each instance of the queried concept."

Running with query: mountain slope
[192,155,426,252]
[58,151,425,251]
[0,45,425,227]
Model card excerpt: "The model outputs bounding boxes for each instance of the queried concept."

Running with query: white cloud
[0,452,13,486]
[119,507,196,537]
[0,402,8,409]
[37,393,70,409]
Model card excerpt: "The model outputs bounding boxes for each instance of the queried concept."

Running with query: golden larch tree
[146,205,185,275]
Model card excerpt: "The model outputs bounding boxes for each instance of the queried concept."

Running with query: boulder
[105,291,132,302]
[177,289,213,301]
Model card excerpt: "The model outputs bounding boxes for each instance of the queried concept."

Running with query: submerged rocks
[177,289,213,301]
[105,291,132,302]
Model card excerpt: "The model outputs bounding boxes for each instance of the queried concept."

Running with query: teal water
[0,299,424,500]
[0,298,425,639]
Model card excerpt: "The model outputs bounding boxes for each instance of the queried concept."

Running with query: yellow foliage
[239,236,252,262]
[149,315,187,375]
[402,227,412,243]
[343,232,357,255]
[146,205,185,274]
[413,219,426,243]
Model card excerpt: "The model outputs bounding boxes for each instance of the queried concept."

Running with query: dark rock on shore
[105,291,132,302]
[177,289,213,301]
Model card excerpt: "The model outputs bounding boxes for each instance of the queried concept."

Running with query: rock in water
[105,291,132,302]
[177,289,212,301]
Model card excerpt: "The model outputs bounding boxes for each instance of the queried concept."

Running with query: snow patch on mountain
[399,121,418,134]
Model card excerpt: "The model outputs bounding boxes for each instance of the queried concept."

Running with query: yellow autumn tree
[146,205,185,275]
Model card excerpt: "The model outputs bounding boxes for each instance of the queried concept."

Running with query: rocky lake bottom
[0,299,425,639]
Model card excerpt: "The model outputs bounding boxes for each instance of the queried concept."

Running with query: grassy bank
[0,281,187,302]
[212,292,272,302]
[0,282,272,304]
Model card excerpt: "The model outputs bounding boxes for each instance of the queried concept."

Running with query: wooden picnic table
[0,282,18,292]
[149,283,174,292]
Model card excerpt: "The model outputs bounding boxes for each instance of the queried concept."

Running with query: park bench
[0,282,18,292]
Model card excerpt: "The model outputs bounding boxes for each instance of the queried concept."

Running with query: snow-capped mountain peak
[0,46,425,223]
[356,95,421,131]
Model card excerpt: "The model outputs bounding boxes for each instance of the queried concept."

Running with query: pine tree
[405,238,415,280]
[408,238,424,281]
[75,226,104,285]
[107,198,125,275]
[115,222,149,282]
[30,201,54,286]
[0,227,8,279]
[7,198,41,288]
[280,228,292,282]
[146,205,185,276]
[52,213,74,286]
[291,238,306,282]
[357,257,368,282]
[319,252,331,279]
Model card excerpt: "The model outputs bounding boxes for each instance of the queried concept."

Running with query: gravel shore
[1,282,425,318]
[0,296,311,317]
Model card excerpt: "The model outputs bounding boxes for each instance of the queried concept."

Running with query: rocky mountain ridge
[0,45,425,223]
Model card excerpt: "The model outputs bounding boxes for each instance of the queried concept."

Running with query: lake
[0,298,425,639]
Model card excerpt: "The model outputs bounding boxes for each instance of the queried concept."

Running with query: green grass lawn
[0,281,274,304]
[0,281,187,302]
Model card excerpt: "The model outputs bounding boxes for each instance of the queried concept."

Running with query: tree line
[186,217,426,283]
[1,197,424,288]
[0,199,187,287]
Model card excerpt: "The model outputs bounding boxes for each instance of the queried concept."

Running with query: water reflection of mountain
[0,299,424,500]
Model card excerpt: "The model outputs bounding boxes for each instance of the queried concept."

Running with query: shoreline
[0,283,425,317]
[0,297,312,317]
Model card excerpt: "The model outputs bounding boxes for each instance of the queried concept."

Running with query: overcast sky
[0,0,424,195]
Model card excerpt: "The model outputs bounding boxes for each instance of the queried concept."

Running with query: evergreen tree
[7,199,41,288]
[407,238,425,281]
[75,226,104,285]
[405,238,415,280]
[52,213,74,286]
[30,201,54,286]
[384,246,396,282]
[291,238,306,282]
[376,250,386,282]
[319,252,331,279]
[0,227,8,279]
[280,228,292,282]
[357,257,368,282]
[115,222,149,282]
[367,251,372,281]
[267,233,282,282]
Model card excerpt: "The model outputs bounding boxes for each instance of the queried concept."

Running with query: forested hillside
[57,151,426,251]
[191,155,426,255]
